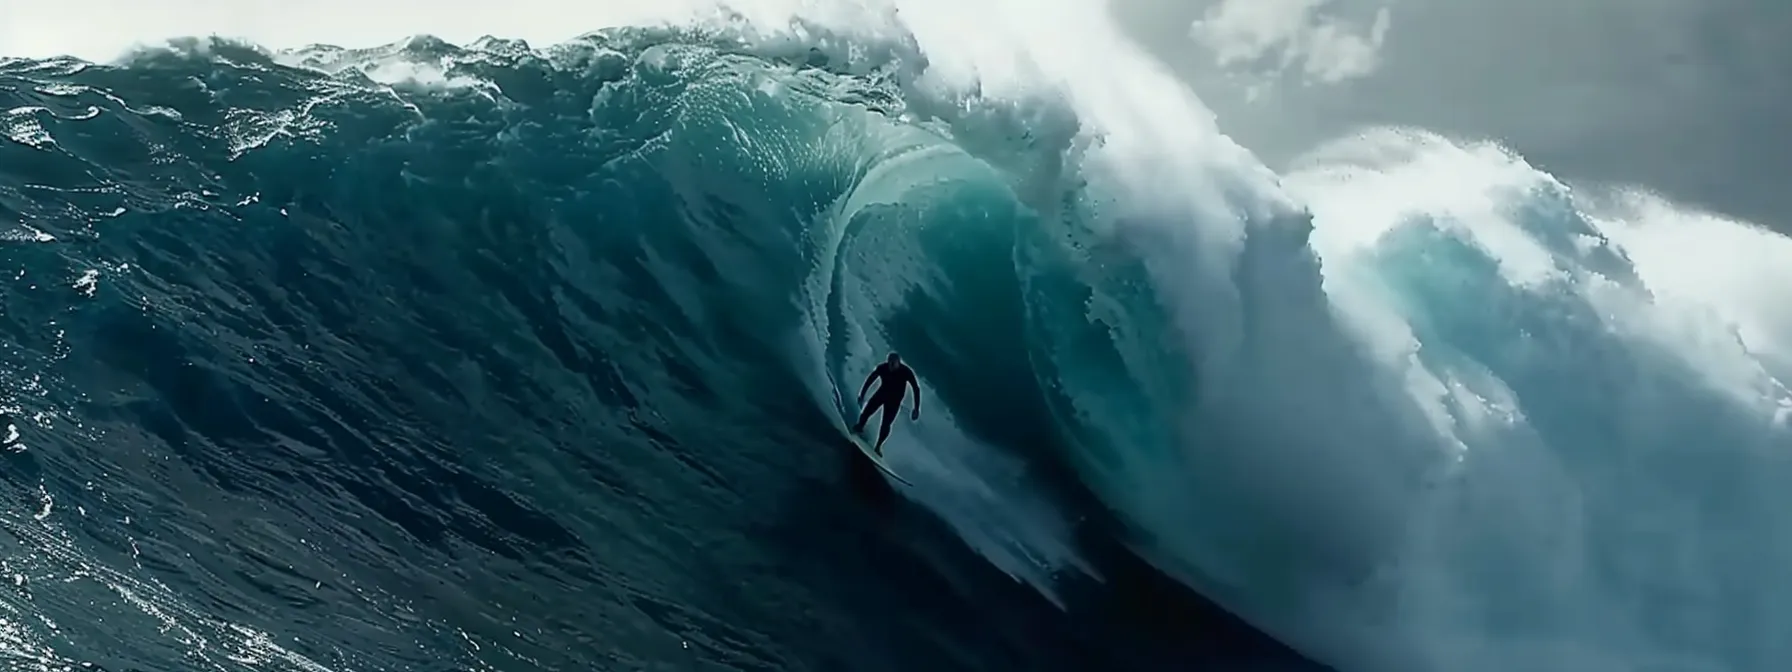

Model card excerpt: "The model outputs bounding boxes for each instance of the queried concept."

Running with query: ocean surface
[2,5,1791,672]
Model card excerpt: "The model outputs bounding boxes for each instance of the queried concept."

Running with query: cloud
[1188,0,1392,85]
[1115,0,1792,233]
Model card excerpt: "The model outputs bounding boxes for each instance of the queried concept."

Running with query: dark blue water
[0,29,1325,672]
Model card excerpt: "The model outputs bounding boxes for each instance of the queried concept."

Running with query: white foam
[1279,128,1792,672]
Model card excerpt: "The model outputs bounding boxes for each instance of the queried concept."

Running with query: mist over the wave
[15,0,1784,231]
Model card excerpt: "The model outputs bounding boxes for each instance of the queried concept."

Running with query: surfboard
[832,385,913,486]
[845,432,913,486]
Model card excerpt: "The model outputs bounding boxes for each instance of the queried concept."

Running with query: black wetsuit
[855,361,920,450]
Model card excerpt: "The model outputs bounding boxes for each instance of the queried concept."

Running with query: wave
[1,15,1227,671]
[2,2,1790,671]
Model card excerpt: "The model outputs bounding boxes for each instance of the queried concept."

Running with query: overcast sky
[1110,0,1792,232]
[3,0,1786,231]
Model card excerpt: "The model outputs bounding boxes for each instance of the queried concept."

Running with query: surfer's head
[886,351,900,364]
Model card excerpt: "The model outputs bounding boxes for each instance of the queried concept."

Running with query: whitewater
[4,0,1791,671]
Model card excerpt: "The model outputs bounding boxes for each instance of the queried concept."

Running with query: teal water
[0,27,1316,672]
[6,11,1792,672]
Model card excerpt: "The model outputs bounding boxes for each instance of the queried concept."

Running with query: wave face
[0,23,1315,672]
[3,5,1791,672]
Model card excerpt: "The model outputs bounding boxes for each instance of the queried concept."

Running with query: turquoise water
[0,27,1314,671]
[5,11,1792,672]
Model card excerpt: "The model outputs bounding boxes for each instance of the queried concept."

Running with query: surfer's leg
[873,400,898,455]
[854,399,879,432]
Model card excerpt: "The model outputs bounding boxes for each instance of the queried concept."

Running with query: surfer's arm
[858,368,881,399]
[908,375,921,414]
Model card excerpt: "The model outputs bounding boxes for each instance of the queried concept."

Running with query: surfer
[853,351,922,456]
